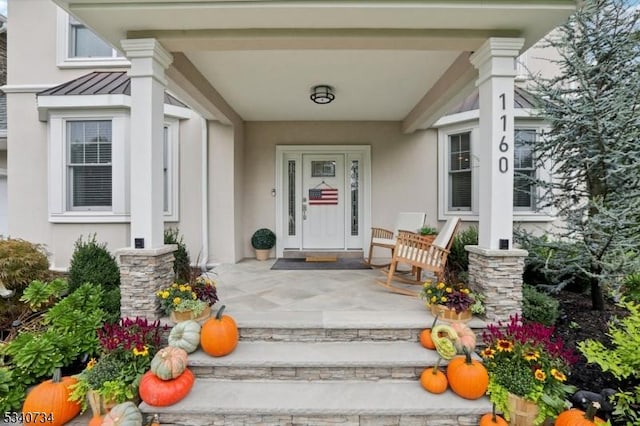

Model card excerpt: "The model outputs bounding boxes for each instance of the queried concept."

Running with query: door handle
[302,203,307,220]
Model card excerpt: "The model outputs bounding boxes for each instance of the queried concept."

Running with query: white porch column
[470,37,524,250]
[467,38,528,323]
[121,38,173,249]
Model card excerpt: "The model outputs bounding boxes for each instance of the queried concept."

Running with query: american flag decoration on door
[308,188,338,205]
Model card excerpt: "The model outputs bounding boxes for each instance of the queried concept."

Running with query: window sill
[49,213,130,224]
[57,58,130,69]
[439,211,555,222]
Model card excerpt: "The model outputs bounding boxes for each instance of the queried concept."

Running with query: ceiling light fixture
[310,85,335,104]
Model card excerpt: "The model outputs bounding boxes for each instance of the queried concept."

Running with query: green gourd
[101,402,142,426]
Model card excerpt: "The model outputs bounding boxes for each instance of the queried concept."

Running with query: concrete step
[232,309,486,342]
[187,341,465,380]
[139,379,491,426]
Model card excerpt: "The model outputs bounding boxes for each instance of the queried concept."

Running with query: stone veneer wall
[466,245,528,324]
[117,245,177,320]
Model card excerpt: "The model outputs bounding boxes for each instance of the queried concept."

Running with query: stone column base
[116,244,177,320]
[465,245,528,324]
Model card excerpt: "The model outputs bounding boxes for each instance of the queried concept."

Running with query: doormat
[305,256,338,262]
[271,258,372,270]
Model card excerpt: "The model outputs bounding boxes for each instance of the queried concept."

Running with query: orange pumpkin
[139,368,195,407]
[419,312,440,350]
[555,402,606,426]
[446,349,488,400]
[419,359,448,394]
[200,305,239,357]
[22,368,81,426]
[479,404,508,426]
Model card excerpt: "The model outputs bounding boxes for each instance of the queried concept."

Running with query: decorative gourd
[419,358,448,394]
[139,368,195,407]
[200,305,239,357]
[21,368,81,426]
[479,404,508,426]
[446,348,488,400]
[431,324,458,359]
[150,346,188,380]
[450,322,476,352]
[101,402,143,426]
[555,402,606,426]
[168,320,201,353]
[419,312,440,350]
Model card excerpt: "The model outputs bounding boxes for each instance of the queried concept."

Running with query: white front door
[302,154,345,249]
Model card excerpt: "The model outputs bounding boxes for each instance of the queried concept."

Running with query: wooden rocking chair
[375,217,461,297]
[364,212,427,267]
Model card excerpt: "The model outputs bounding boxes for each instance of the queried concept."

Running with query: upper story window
[68,16,115,58]
[57,9,129,68]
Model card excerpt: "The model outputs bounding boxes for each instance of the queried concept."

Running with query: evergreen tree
[529,0,640,310]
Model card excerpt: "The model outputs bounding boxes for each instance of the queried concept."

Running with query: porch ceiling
[53,1,575,128]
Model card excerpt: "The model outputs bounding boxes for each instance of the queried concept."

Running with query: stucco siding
[242,121,438,259]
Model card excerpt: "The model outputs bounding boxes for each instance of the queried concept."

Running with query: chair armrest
[371,227,394,239]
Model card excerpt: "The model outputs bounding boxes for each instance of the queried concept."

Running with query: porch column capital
[469,37,524,251]
[470,38,524,85]
[121,38,173,84]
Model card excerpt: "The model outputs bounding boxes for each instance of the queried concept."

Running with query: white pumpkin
[168,320,201,353]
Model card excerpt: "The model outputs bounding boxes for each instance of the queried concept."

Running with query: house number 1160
[498,93,509,174]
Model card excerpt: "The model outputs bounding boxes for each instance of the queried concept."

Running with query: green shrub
[68,234,120,293]
[522,284,560,325]
[621,273,640,304]
[0,239,50,291]
[578,300,640,425]
[251,228,276,250]
[164,228,191,283]
[446,226,478,281]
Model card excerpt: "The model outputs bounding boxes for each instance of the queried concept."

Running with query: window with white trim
[439,124,547,220]
[513,129,537,210]
[56,9,129,68]
[68,16,115,58]
[67,120,112,210]
[448,132,472,211]
[47,110,180,223]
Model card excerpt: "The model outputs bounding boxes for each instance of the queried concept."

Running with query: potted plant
[156,276,219,323]
[480,315,577,425]
[251,228,276,261]
[420,280,479,322]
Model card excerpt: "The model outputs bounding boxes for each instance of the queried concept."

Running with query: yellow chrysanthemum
[172,283,179,288]
[440,296,447,302]
[179,285,186,292]
[430,296,437,303]
[551,368,567,382]
[173,297,181,305]
[461,288,470,294]
[437,282,446,289]
[534,369,546,381]
[162,291,170,299]
[445,287,453,293]
[523,350,540,361]
[192,293,197,299]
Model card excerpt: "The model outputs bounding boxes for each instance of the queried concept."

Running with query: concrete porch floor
[209,258,485,330]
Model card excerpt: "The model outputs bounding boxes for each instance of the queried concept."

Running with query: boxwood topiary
[251,228,276,250]
[164,228,191,284]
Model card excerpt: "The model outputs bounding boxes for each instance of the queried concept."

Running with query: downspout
[200,116,209,271]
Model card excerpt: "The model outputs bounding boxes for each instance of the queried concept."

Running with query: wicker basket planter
[507,392,539,426]
[170,304,212,324]
[429,304,472,322]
